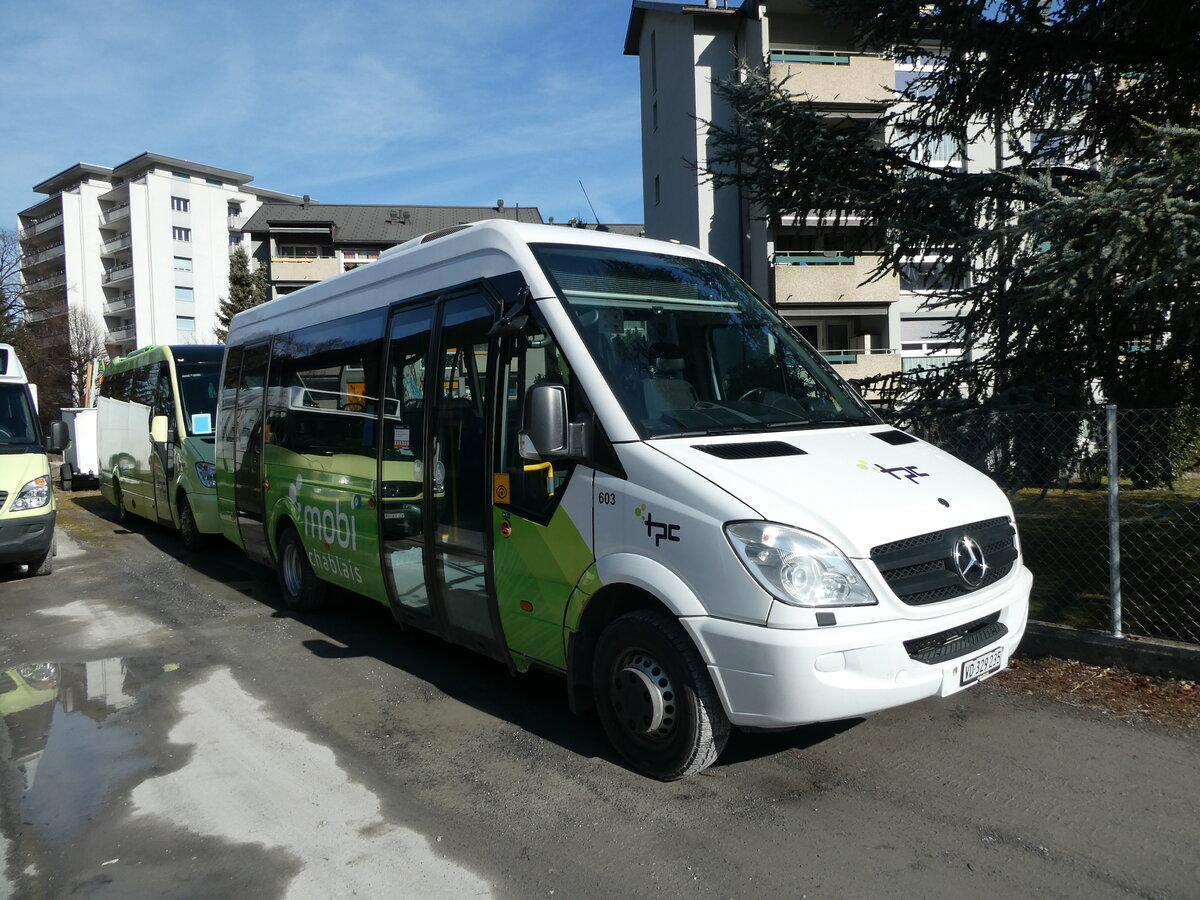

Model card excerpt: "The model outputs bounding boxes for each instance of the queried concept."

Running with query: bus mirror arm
[45,420,70,455]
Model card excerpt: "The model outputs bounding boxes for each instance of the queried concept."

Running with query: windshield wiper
[766,418,870,430]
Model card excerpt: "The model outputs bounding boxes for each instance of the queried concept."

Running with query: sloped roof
[242,203,544,245]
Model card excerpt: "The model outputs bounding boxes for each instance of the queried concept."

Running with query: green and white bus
[218,220,1030,779]
[98,345,223,548]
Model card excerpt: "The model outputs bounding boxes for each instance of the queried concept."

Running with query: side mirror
[518,383,593,461]
[45,420,70,455]
[150,414,169,444]
[519,383,568,460]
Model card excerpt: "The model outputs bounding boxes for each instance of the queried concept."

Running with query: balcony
[25,272,66,291]
[773,253,898,305]
[101,233,132,255]
[228,214,247,230]
[99,202,131,226]
[823,348,903,385]
[104,292,135,315]
[770,50,893,106]
[103,264,134,286]
[107,325,136,345]
[270,256,341,283]
[20,241,66,268]
[19,211,64,238]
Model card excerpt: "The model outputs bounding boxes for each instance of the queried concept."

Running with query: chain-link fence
[885,406,1200,647]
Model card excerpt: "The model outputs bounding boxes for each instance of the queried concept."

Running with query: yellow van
[0,344,68,575]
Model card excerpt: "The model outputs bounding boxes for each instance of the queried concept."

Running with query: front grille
[872,516,1018,606]
[0,490,8,507]
[0,671,15,694]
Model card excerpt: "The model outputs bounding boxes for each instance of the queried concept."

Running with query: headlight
[195,461,217,488]
[11,475,51,511]
[725,521,877,608]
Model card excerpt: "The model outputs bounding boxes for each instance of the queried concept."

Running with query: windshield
[177,362,219,436]
[533,244,879,438]
[0,383,39,449]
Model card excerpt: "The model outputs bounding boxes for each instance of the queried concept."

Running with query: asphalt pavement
[1,492,1197,899]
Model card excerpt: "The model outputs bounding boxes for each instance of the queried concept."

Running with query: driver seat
[642,343,697,420]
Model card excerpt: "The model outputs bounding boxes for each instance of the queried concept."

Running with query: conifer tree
[215,246,268,343]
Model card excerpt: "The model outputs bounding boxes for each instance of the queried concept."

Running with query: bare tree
[66,306,108,407]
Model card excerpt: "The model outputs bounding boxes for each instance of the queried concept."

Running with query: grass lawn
[1010,474,1200,645]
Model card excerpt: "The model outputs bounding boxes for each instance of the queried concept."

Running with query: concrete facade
[17,153,302,356]
[625,0,1000,385]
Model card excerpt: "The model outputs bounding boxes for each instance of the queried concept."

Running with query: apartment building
[17,153,302,357]
[625,0,999,380]
[242,201,545,301]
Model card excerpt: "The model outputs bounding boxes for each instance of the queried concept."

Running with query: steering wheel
[738,387,768,403]
[0,427,12,439]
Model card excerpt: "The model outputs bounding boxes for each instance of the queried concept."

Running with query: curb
[1018,621,1200,682]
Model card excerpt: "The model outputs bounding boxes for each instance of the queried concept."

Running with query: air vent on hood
[695,441,806,460]
[872,430,919,446]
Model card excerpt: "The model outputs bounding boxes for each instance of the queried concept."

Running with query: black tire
[60,463,73,492]
[276,526,328,611]
[178,495,206,551]
[592,608,730,780]
[28,533,56,577]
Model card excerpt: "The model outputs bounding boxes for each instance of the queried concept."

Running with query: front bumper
[0,509,56,565]
[681,565,1032,729]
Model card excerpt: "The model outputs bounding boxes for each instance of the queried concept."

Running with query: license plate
[959,645,1004,687]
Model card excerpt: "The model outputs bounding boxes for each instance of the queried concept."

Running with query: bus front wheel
[277,527,327,611]
[592,608,730,781]
[178,496,205,551]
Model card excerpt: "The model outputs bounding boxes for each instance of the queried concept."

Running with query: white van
[217,221,1031,779]
[0,344,69,575]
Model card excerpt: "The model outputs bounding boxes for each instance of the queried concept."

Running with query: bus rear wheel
[277,527,327,611]
[592,608,730,780]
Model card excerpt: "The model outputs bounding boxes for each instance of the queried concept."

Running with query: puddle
[0,659,154,846]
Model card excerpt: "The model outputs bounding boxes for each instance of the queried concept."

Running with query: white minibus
[217,220,1031,779]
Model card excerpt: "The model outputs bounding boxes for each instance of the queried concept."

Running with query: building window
[206,178,222,186]
[229,233,241,245]
[650,30,657,94]
[654,175,661,206]
[172,171,190,180]
[171,196,190,212]
[279,245,331,258]
[652,101,658,132]
[175,286,194,303]
[172,226,191,242]
[176,316,196,331]
[173,256,193,271]
[227,204,241,217]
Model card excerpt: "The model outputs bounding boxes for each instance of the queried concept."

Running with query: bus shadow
[61,493,862,775]
[294,593,863,775]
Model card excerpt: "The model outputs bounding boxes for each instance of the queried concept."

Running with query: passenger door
[379,291,506,663]
[229,342,272,565]
[150,363,174,524]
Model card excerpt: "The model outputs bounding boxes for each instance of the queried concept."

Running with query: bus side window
[500,326,577,522]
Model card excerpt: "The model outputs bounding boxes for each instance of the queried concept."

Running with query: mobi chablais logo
[634,504,680,547]
[290,474,364,584]
[290,474,359,550]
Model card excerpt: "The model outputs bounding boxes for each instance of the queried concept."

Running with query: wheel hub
[612,653,676,738]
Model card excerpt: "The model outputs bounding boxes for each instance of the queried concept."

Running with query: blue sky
[2,0,646,227]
